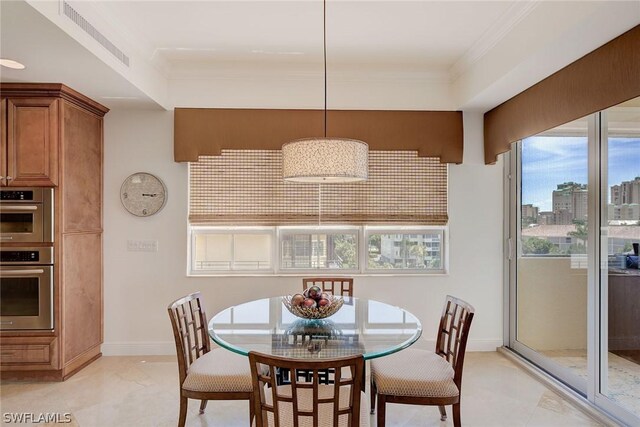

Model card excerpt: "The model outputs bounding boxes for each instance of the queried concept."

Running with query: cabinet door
[0,98,6,185]
[6,98,59,186]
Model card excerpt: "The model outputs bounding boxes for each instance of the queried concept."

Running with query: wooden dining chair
[370,295,475,427]
[248,351,368,426]
[168,292,254,427]
[302,277,354,297]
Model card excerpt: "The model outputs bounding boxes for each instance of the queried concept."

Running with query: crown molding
[449,1,540,81]
[168,63,450,83]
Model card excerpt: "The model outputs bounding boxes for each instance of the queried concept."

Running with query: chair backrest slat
[167,292,211,385]
[249,351,364,427]
[302,278,354,297]
[434,295,475,388]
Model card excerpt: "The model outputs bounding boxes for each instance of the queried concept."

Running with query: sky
[522,136,640,211]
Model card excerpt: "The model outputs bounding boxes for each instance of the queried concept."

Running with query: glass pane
[233,298,269,324]
[367,232,442,270]
[281,234,312,268]
[193,233,232,270]
[327,302,356,324]
[517,118,589,381]
[209,297,421,359]
[213,308,231,324]
[234,234,272,270]
[368,300,403,323]
[601,97,640,417]
[0,278,39,316]
[281,233,357,269]
[326,234,357,269]
[0,213,34,233]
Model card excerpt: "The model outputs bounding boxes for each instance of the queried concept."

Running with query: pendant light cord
[323,0,327,138]
[320,0,327,227]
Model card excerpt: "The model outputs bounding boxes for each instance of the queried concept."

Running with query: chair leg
[178,396,188,427]
[199,399,208,414]
[376,394,386,427]
[453,403,461,427]
[249,395,255,424]
[370,379,377,414]
[438,405,447,421]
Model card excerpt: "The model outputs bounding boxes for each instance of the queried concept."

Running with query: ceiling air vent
[62,1,130,67]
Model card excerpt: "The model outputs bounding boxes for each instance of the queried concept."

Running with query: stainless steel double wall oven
[0,188,54,330]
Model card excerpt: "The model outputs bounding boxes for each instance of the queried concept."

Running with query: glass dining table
[208,296,422,360]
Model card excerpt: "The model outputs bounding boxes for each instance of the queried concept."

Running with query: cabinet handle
[6,176,13,182]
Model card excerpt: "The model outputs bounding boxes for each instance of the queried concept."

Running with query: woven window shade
[189,150,447,225]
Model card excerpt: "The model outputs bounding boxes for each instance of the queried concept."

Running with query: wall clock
[120,172,167,217]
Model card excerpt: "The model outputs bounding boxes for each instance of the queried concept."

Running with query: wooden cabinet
[0,97,59,186]
[0,83,108,381]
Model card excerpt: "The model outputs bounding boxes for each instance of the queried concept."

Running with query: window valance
[175,109,463,164]
[484,24,640,165]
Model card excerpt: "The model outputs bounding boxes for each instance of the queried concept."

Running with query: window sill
[186,271,449,278]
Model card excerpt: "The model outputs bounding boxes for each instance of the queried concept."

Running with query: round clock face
[120,173,167,217]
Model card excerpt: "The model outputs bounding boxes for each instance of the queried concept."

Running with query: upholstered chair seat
[371,349,458,398]
[182,348,253,393]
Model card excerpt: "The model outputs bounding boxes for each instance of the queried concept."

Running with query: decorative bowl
[282,295,344,319]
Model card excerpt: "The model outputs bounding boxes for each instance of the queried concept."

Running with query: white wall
[102,110,504,355]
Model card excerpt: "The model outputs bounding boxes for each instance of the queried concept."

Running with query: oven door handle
[0,205,39,211]
[0,269,45,275]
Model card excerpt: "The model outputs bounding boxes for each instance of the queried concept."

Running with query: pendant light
[282,0,368,183]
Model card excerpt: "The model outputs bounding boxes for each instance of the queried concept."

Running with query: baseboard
[413,338,501,352]
[101,338,502,356]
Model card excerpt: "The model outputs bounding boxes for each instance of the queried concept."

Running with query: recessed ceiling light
[0,59,26,70]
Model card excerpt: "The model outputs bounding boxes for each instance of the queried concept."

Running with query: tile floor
[542,349,640,417]
[0,352,605,426]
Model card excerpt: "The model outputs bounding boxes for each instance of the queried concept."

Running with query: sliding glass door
[510,116,591,393]
[596,99,640,423]
[508,96,640,424]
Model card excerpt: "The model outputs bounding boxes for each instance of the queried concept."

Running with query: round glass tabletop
[208,296,422,360]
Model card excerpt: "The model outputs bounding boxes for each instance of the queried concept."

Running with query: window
[190,227,274,274]
[188,225,446,275]
[188,150,449,276]
[365,228,444,272]
[280,229,359,271]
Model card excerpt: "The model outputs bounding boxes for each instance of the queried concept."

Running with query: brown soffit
[483,24,640,165]
[174,108,463,164]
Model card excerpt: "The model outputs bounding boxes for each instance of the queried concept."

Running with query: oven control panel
[0,190,34,201]
[0,247,53,265]
[1,251,39,262]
